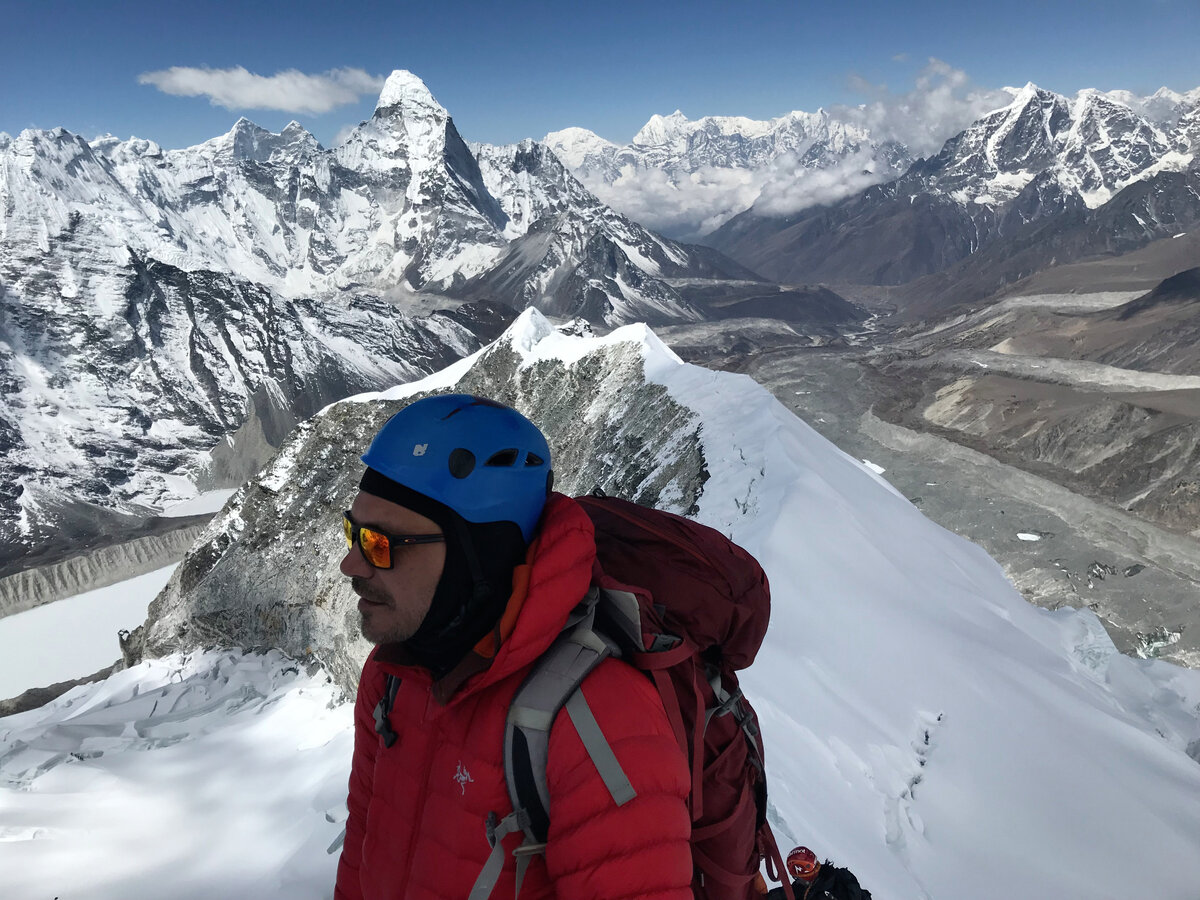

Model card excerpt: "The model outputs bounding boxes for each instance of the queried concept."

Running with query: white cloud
[584,165,764,241]
[138,66,385,115]
[753,148,893,217]
[583,149,902,238]
[834,58,1010,158]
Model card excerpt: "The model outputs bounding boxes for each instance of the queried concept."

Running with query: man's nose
[340,545,372,577]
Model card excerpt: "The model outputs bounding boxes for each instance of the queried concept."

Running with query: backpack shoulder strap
[469,587,639,900]
[373,673,401,748]
[504,587,636,841]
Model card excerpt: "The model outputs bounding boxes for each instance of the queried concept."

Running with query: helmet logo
[413,443,428,457]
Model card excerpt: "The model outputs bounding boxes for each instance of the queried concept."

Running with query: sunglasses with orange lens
[342,511,445,569]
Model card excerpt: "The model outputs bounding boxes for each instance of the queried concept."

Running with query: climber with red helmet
[765,846,873,900]
[334,394,693,900]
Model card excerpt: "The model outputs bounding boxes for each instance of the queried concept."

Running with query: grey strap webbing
[470,587,644,900]
[467,810,539,900]
[565,689,637,806]
[502,590,616,831]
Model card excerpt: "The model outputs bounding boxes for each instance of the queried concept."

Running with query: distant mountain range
[700,84,1200,316]
[545,85,1200,253]
[4,69,1198,575]
[546,108,911,239]
[0,70,760,569]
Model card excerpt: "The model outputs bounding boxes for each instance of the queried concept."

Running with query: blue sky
[3,0,1199,150]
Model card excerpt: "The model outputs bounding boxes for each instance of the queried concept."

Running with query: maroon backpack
[468,494,795,900]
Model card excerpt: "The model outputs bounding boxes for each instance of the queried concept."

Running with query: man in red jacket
[335,394,693,900]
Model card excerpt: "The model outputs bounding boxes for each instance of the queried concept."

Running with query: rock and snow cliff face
[468,140,757,321]
[708,83,1200,304]
[114,310,1200,899]
[0,247,478,571]
[128,310,709,689]
[0,70,751,569]
[909,84,1181,210]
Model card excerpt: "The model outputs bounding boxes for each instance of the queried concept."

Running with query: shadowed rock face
[0,255,479,571]
[125,318,709,694]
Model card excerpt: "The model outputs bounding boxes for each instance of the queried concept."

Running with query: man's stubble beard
[353,576,424,645]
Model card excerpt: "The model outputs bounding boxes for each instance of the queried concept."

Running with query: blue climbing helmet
[361,394,553,542]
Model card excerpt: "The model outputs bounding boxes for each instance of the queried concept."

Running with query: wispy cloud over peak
[138,66,385,115]
[835,58,1010,158]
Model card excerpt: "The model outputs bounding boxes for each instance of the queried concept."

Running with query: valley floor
[663,321,1200,668]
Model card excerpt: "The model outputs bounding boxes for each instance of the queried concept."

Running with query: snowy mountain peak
[542,127,619,170]
[1000,82,1059,114]
[374,69,444,118]
[195,117,319,164]
[88,133,163,161]
[1099,86,1200,127]
[1146,86,1200,107]
[906,81,1179,209]
[633,110,689,146]
[1005,80,1042,98]
[545,126,614,145]
[500,306,556,355]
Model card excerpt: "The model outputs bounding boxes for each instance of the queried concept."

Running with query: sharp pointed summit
[633,110,689,146]
[373,69,445,119]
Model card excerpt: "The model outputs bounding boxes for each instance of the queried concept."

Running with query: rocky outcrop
[123,311,709,694]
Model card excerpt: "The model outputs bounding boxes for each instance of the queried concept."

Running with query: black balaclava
[359,467,528,679]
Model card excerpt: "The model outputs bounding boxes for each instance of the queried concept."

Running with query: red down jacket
[335,493,693,900]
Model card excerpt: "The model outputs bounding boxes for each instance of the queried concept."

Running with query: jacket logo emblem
[413,443,429,457]
[454,761,474,795]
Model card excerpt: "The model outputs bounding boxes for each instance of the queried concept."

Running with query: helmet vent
[448,448,476,478]
[485,448,519,467]
[524,452,544,467]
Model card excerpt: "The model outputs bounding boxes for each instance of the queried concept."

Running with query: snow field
[0,651,351,900]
